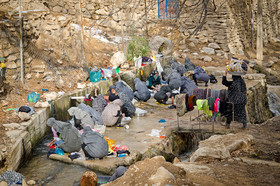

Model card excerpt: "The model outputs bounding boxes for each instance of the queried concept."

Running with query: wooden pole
[256,0,263,64]
[79,0,86,67]
[144,0,148,37]
[19,0,24,84]
[120,0,125,55]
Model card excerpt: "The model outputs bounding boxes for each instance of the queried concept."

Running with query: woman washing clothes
[222,69,247,129]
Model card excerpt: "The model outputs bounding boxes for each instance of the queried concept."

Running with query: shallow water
[18,134,104,186]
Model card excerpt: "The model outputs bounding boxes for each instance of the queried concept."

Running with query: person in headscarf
[0,171,25,185]
[81,126,108,159]
[193,66,210,86]
[167,70,182,108]
[115,81,134,101]
[78,103,103,125]
[102,99,123,126]
[180,76,198,95]
[117,91,136,118]
[109,166,127,182]
[222,69,247,129]
[107,85,119,102]
[146,70,161,90]
[47,118,82,153]
[154,85,172,104]
[92,94,107,114]
[134,78,151,102]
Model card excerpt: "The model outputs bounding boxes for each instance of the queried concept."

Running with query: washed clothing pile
[81,126,108,159]
[47,118,81,153]
[134,78,151,101]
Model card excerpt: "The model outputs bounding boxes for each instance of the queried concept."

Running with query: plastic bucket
[88,68,101,82]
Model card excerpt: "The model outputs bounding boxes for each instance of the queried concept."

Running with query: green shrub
[127,36,150,63]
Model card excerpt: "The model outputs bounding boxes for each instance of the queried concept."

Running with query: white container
[135,108,148,117]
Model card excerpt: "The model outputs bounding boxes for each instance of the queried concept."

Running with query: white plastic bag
[134,56,142,68]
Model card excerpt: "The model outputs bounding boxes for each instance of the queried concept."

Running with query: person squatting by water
[222,69,247,129]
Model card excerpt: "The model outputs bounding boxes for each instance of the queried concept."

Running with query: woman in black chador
[222,69,247,129]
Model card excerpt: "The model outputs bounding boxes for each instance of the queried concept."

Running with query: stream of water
[18,134,104,186]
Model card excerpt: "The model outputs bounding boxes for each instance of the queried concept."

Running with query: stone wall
[0,0,279,82]
[1,108,50,173]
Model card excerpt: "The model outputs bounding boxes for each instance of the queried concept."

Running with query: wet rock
[202,47,215,55]
[190,133,254,162]
[110,51,126,67]
[149,166,176,185]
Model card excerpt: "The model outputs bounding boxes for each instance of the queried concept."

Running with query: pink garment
[214,98,220,113]
[51,127,58,138]
[84,98,92,102]
[115,145,129,151]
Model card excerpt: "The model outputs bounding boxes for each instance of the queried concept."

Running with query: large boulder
[267,92,280,116]
[149,36,172,56]
[190,133,254,162]
[110,51,126,67]
[103,156,190,185]
[246,83,273,124]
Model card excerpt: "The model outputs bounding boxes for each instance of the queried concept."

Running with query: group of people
[46,57,247,164]
[145,57,247,129]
